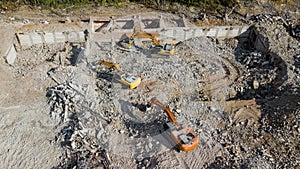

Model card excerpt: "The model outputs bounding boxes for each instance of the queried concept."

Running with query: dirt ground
[0,53,62,168]
[0,1,299,169]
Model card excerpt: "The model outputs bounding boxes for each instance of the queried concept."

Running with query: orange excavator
[146,97,198,152]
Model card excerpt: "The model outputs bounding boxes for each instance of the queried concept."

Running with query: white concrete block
[68,31,78,41]
[55,32,66,43]
[206,28,218,37]
[78,32,85,41]
[18,34,32,47]
[6,44,16,65]
[44,32,55,44]
[30,32,43,45]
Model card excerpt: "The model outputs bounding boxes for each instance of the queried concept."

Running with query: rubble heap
[7,11,298,168]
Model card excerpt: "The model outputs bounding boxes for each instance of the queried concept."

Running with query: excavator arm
[99,59,121,71]
[146,97,199,152]
[147,97,179,127]
[130,29,161,46]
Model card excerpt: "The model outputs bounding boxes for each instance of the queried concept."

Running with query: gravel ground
[0,2,299,169]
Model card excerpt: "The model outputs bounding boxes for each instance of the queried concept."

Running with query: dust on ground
[0,1,299,169]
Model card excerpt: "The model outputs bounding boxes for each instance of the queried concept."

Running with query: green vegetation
[0,0,298,10]
[22,0,93,7]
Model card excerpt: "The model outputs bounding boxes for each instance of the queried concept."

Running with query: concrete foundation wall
[161,26,249,40]
[92,26,250,43]
[17,31,86,49]
[1,13,251,65]
[90,15,250,43]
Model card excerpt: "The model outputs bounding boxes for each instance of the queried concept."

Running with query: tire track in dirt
[101,37,240,167]
[0,105,62,169]
[177,38,243,103]
[0,60,63,168]
[154,135,224,169]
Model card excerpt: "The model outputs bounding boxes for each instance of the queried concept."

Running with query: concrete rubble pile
[207,13,300,168]
[294,54,300,78]
[2,9,298,168]
[46,69,112,168]
[249,13,291,25]
[235,49,279,98]
[43,17,298,167]
[291,24,300,39]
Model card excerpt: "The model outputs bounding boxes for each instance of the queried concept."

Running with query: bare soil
[0,1,299,169]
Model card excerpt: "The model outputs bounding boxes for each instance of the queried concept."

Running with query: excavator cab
[114,72,141,89]
[163,121,198,152]
[163,44,172,51]
[157,43,175,56]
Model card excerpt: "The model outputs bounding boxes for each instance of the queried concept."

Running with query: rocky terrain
[0,1,299,169]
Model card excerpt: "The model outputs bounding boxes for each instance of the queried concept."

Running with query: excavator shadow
[119,99,181,152]
[97,71,113,82]
[123,119,180,152]
[131,102,148,112]
[96,70,129,89]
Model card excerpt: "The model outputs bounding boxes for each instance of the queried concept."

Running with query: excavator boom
[147,97,179,127]
[100,59,121,71]
[130,29,160,46]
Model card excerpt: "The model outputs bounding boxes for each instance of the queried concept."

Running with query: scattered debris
[1,6,299,169]
[291,24,300,40]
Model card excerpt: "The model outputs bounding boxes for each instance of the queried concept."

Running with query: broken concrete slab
[0,25,16,64]
[6,44,17,65]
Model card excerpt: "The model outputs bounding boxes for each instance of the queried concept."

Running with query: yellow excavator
[99,59,141,89]
[146,97,198,152]
[122,29,175,56]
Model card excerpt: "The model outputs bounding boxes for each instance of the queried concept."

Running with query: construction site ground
[0,2,299,169]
